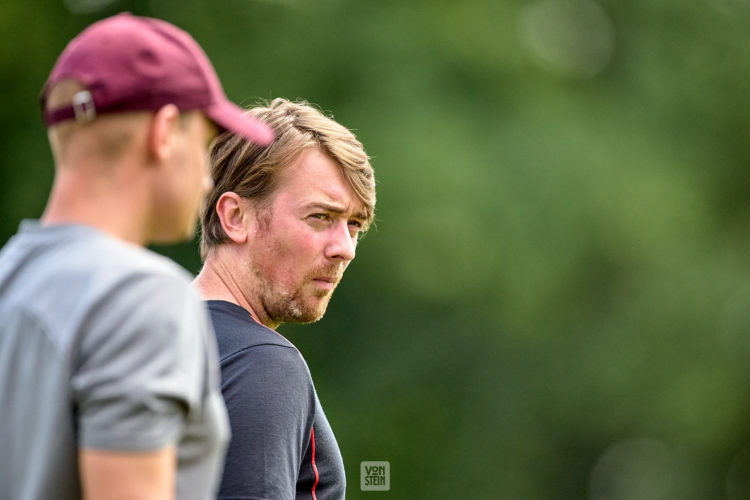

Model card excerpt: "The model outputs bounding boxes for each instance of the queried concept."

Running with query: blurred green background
[4,0,750,498]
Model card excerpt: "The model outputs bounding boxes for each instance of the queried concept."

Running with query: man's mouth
[311,271,342,292]
[313,276,336,283]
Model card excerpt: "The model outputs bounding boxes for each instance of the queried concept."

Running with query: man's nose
[326,221,356,262]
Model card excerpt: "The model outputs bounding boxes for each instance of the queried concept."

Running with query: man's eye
[310,213,329,221]
[348,220,363,229]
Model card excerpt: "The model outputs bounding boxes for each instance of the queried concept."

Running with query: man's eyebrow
[305,202,366,220]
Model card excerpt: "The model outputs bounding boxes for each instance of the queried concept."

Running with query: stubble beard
[254,264,342,325]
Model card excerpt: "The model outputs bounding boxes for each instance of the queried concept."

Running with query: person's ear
[147,104,180,162]
[216,192,249,244]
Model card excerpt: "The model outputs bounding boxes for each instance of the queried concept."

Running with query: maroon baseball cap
[41,13,273,145]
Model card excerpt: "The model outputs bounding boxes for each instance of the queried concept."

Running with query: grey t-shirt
[0,221,229,500]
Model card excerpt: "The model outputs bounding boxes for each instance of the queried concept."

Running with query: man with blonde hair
[0,13,273,499]
[194,98,376,499]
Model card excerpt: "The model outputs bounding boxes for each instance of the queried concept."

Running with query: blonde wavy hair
[200,98,376,258]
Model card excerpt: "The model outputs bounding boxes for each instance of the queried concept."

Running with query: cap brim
[205,101,274,146]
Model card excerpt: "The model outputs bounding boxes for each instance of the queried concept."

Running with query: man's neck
[41,168,150,246]
[193,254,279,330]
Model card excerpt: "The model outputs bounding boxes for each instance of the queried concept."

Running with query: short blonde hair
[200,98,376,258]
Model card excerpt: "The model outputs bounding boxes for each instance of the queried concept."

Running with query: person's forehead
[276,149,365,213]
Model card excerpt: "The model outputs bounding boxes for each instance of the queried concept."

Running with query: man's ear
[148,104,180,161]
[216,192,249,244]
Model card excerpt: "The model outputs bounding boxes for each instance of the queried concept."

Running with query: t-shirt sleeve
[218,343,316,500]
[71,272,206,451]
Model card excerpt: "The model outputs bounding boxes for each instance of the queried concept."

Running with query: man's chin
[296,307,329,324]
[287,301,330,325]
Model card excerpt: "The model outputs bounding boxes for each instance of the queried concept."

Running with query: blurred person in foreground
[194,98,376,499]
[0,13,274,500]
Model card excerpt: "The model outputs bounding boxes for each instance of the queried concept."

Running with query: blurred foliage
[4,0,750,498]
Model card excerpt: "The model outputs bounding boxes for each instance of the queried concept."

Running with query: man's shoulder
[78,227,191,283]
[207,300,316,423]
[0,222,198,334]
[2,221,191,284]
[205,300,298,357]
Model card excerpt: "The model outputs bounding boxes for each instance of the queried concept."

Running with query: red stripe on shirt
[311,427,319,500]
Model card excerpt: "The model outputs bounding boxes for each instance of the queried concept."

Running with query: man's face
[244,148,366,326]
[154,113,216,242]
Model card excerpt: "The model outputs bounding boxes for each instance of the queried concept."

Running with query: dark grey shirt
[0,222,229,500]
[208,300,346,500]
